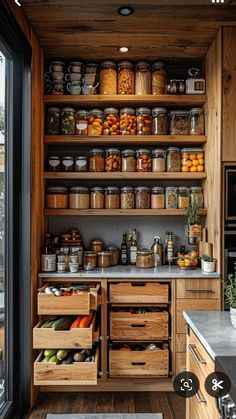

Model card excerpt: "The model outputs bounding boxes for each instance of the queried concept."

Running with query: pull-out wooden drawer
[176,279,220,299]
[34,347,99,385]
[38,284,100,315]
[109,282,169,304]
[110,311,168,341]
[109,347,169,378]
[176,299,220,333]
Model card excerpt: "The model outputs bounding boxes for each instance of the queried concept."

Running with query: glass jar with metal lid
[118,61,134,95]
[152,107,168,134]
[165,187,178,209]
[136,149,152,172]
[166,147,181,172]
[178,186,190,209]
[90,186,105,209]
[69,186,90,209]
[121,186,135,209]
[152,149,166,172]
[61,107,76,135]
[152,61,166,95]
[88,109,103,136]
[97,251,111,268]
[190,108,205,135]
[190,186,203,208]
[99,61,117,95]
[75,110,89,135]
[91,239,103,253]
[121,149,136,172]
[75,156,87,172]
[103,108,119,135]
[181,148,204,173]
[105,186,120,209]
[48,155,61,172]
[46,107,61,135]
[107,245,120,266]
[46,186,68,209]
[136,249,154,268]
[151,187,165,209]
[105,148,121,172]
[89,149,105,172]
[61,156,74,172]
[135,62,151,95]
[170,110,189,135]
[120,107,136,135]
[84,251,97,268]
[136,107,152,135]
[135,186,150,209]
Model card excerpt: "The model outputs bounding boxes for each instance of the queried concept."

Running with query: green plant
[185,201,201,226]
[225,274,236,309]
[200,255,214,262]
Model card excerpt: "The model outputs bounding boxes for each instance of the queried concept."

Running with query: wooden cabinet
[109,282,169,304]
[176,299,220,334]
[176,278,220,299]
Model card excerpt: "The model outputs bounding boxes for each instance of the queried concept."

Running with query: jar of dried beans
[152,149,166,172]
[152,107,168,135]
[46,107,61,135]
[75,110,89,135]
[121,149,136,172]
[120,108,136,135]
[151,187,165,209]
[118,61,134,95]
[89,149,105,172]
[135,61,151,95]
[190,108,205,135]
[69,186,90,209]
[170,110,189,135]
[61,107,76,135]
[152,61,166,95]
[99,61,117,95]
[105,148,121,172]
[105,186,120,209]
[136,149,152,172]
[121,186,135,209]
[135,186,150,209]
[103,108,119,135]
[165,187,178,209]
[178,186,190,209]
[88,109,103,136]
[166,147,181,172]
[136,107,152,135]
[90,186,105,209]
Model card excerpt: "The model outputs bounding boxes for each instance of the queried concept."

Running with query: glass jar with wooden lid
[90,186,105,209]
[118,61,134,95]
[135,61,151,95]
[46,186,68,209]
[152,62,166,95]
[99,61,117,95]
[69,186,90,209]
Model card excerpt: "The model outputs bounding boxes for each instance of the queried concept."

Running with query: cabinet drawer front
[110,311,168,341]
[177,279,220,299]
[176,334,186,352]
[109,348,169,377]
[188,329,215,379]
[110,282,169,304]
[176,299,220,333]
[175,352,186,375]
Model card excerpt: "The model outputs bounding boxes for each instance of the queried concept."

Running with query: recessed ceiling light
[118,6,134,16]
[211,0,224,3]
[118,46,130,53]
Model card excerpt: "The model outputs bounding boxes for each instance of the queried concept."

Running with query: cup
[67,82,81,95]
[69,262,79,273]
[70,255,78,263]
[51,71,64,81]
[65,73,82,82]
[68,61,83,73]
[82,84,94,95]
[49,61,64,72]
[57,262,67,273]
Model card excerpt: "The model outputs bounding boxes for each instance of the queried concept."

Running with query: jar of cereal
[120,108,136,135]
[99,61,117,95]
[136,107,152,135]
[88,109,103,136]
[170,110,189,135]
[118,61,134,95]
[61,107,76,135]
[136,149,152,172]
[165,187,178,209]
[75,110,89,135]
[89,149,105,172]
[103,108,119,135]
[166,147,181,172]
[135,62,151,95]
[105,148,121,172]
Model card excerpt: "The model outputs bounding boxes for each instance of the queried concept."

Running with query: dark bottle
[41,233,56,272]
[130,229,138,265]
[43,233,53,254]
[121,233,128,265]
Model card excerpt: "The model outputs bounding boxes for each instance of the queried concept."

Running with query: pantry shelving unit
[44,171,206,180]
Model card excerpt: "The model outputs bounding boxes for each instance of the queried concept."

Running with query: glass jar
[97,251,111,268]
[118,61,134,95]
[152,107,168,135]
[46,107,61,135]
[178,186,190,209]
[61,107,76,135]
[84,251,97,268]
[152,149,166,172]
[136,249,154,268]
[120,107,136,135]
[190,108,205,135]
[75,110,89,135]
[90,186,105,209]
[48,155,61,172]
[165,187,178,209]
[152,61,166,95]
[103,108,119,135]
[166,147,181,172]
[75,156,88,172]
[105,186,120,209]
[190,186,204,209]
[69,186,90,209]
[170,111,189,135]
[181,148,204,173]
[46,186,68,209]
[120,186,135,209]
[61,156,74,172]
[107,245,120,266]
[88,109,103,136]
[121,149,136,172]
[136,149,152,172]
[135,186,150,209]
[89,149,105,172]
[91,239,103,253]
[105,148,121,172]
[135,61,151,95]
[99,61,117,95]
[151,187,165,209]
[136,107,152,135]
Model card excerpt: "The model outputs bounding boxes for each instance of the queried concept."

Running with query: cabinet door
[176,299,220,333]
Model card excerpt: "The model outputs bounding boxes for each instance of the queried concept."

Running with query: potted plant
[185,202,202,245]
[225,264,236,328]
[200,254,216,273]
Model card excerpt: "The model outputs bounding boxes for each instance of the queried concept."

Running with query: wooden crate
[34,347,99,385]
[109,347,169,378]
[109,282,169,304]
[110,311,168,341]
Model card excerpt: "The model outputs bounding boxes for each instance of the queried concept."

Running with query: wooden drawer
[176,334,186,352]
[176,299,220,333]
[187,328,215,380]
[38,284,100,315]
[33,315,99,349]
[110,311,168,341]
[175,352,186,375]
[109,282,169,304]
[176,279,220,299]
[109,347,169,378]
[34,347,99,385]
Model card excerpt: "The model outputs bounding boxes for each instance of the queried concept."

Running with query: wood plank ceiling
[21,0,236,60]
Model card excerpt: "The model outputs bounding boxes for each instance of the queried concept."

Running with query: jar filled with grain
[46,186,68,209]
[120,186,135,209]
[91,239,103,253]
[166,147,181,172]
[152,62,166,95]
[178,187,190,209]
[135,186,150,209]
[69,186,90,209]
[136,149,152,172]
[75,110,89,135]
[97,251,111,268]
[61,156,74,172]
[46,107,61,135]
[165,187,178,209]
[103,108,119,135]
[105,186,120,209]
[61,107,76,135]
[121,149,136,172]
[152,107,168,135]
[170,111,189,135]
[89,149,105,172]
[152,149,166,172]
[75,156,87,172]
[118,61,134,95]
[88,109,103,136]
[99,61,117,95]
[120,108,137,135]
[90,186,105,209]
[190,186,204,209]
[107,245,120,266]
[105,148,121,172]
[136,107,152,135]
[151,187,165,209]
[135,61,151,95]
[84,251,97,268]
[190,108,205,135]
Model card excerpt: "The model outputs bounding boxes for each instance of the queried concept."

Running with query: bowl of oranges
[181,148,204,173]
[176,250,199,269]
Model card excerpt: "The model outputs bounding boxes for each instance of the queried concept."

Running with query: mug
[82,84,94,95]
[51,71,64,81]
[65,73,82,82]
[68,61,83,73]
[49,61,64,72]
[83,73,96,84]
[45,80,65,95]
[67,83,81,95]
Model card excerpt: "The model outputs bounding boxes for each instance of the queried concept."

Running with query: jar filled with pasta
[190,108,205,135]
[88,109,103,136]
[90,186,105,209]
[135,186,150,209]
[121,149,136,172]
[105,148,121,172]
[152,149,166,172]
[120,108,136,135]
[165,187,178,209]
[89,149,105,172]
[135,61,151,95]
[75,110,89,135]
[151,187,165,209]
[121,186,135,209]
[103,108,119,135]
[105,186,120,209]
[118,61,134,95]
[99,61,117,95]
[178,187,190,209]
[152,107,168,135]
[152,61,166,95]
[136,107,152,135]
[46,107,60,135]
[136,149,152,172]
[61,107,76,135]
[166,147,181,172]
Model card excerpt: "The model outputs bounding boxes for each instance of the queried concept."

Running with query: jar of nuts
[152,107,168,135]
[167,147,181,172]
[89,149,105,172]
[121,149,136,172]
[152,149,166,172]
[61,107,76,135]
[99,61,117,95]
[151,187,165,209]
[75,110,89,135]
[121,186,135,209]
[136,149,152,172]
[165,187,178,209]
[118,61,134,95]
[88,109,103,136]
[178,186,190,209]
[190,108,205,135]
[105,148,121,172]
[135,61,151,95]
[90,186,105,209]
[170,110,189,135]
[152,61,166,95]
[135,186,150,209]
[136,107,152,135]
[103,108,119,135]
[105,186,120,209]
[120,108,136,135]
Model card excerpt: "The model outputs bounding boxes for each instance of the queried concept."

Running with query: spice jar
[118,61,134,95]
[181,148,204,173]
[121,186,135,209]
[75,156,88,172]
[152,62,166,95]
[46,107,61,135]
[69,186,90,209]
[61,107,76,135]
[107,245,120,266]
[75,110,89,135]
[152,149,166,172]
[105,148,121,172]
[190,108,205,135]
[190,186,204,208]
[97,251,111,268]
[136,149,152,172]
[88,109,103,136]
[105,186,120,209]
[170,111,189,135]
[135,186,150,209]
[90,186,105,209]
[61,156,74,172]
[136,107,152,135]
[99,61,117,95]
[166,147,181,172]
[151,187,165,209]
[135,62,151,95]
[46,186,68,209]
[48,155,61,172]
[84,251,97,268]
[103,108,119,135]
[152,107,168,135]
[91,239,103,253]
[165,187,178,209]
[120,108,136,135]
[121,149,136,172]
[136,249,154,268]
[89,149,105,172]
[178,186,190,209]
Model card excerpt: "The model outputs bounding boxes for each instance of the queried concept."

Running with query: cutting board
[199,228,213,257]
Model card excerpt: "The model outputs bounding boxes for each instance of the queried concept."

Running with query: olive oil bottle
[121,233,128,265]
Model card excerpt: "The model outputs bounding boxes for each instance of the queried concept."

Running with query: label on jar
[76,123,87,131]
[41,254,56,272]
[62,159,74,167]
[49,159,60,167]
[130,246,137,263]
[76,159,86,167]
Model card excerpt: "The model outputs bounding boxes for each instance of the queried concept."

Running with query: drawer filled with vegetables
[109,282,169,305]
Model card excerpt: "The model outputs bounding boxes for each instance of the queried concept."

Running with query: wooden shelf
[44,208,207,216]
[44,135,207,146]
[44,172,206,180]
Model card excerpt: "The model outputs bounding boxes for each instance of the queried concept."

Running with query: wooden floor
[28,392,185,419]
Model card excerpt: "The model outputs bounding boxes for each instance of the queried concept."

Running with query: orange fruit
[190,250,198,258]
[184,259,192,267]
[181,166,190,172]
[178,259,185,267]
[192,258,198,267]
[192,159,199,167]
[185,160,193,168]
[197,165,204,172]
[197,153,204,160]
[190,166,197,172]
[190,153,197,161]
[199,158,204,165]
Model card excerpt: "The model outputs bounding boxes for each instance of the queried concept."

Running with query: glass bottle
[130,229,138,265]
[121,234,128,265]
[165,232,174,266]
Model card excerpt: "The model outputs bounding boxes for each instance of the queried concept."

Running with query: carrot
[70,315,83,329]
[79,313,93,328]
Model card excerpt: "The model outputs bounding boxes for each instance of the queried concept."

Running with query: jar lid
[170,110,189,116]
[136,107,151,114]
[181,148,203,153]
[90,109,103,115]
[90,186,104,192]
[179,186,189,192]
[48,155,60,159]
[104,107,119,115]
[46,186,68,193]
[152,61,166,71]
[75,109,89,117]
[152,107,167,116]
[136,148,150,154]
[75,155,87,160]
[137,248,152,256]
[121,149,135,156]
[121,186,134,192]
[91,239,103,245]
[106,148,120,154]
[135,186,150,192]
[86,62,99,68]
[167,147,180,152]
[135,61,151,71]
[90,148,104,155]
[61,107,76,112]
[97,251,111,256]
[62,156,74,160]
[69,61,83,65]
[50,60,64,65]
[118,61,134,69]
[107,244,118,251]
[47,107,61,112]
[120,107,135,114]
[101,61,116,69]
[190,186,202,191]
[84,251,97,256]
[69,186,89,193]
[151,186,164,193]
[152,149,166,155]
[190,107,203,114]
[166,186,178,191]
[105,186,120,193]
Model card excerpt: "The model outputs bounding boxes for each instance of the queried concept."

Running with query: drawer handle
[131,362,146,366]
[188,344,207,365]
[131,282,146,287]
[195,391,206,404]
[185,288,213,292]
[131,324,146,328]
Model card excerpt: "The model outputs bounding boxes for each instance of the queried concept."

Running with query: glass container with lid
[120,186,135,209]
[61,107,76,135]
[69,186,90,209]
[61,156,74,172]
[135,61,151,95]
[118,61,134,95]
[178,186,190,209]
[136,249,154,268]
[165,186,178,209]
[190,108,205,135]
[135,186,150,209]
[190,186,204,209]
[46,186,68,209]
[170,110,189,135]
[91,239,103,253]
[75,156,87,172]
[152,61,166,95]
[48,155,61,172]
[75,110,89,135]
[46,107,61,135]
[107,245,120,266]
[152,149,166,172]
[88,109,103,136]
[136,107,152,135]
[105,148,121,172]
[89,148,105,172]
[167,147,181,172]
[136,148,152,172]
[97,251,111,268]
[151,186,165,209]
[121,149,136,172]
[152,107,168,135]
[99,61,117,95]
[181,148,204,173]
[105,186,120,209]
[120,107,136,135]
[90,186,105,209]
[103,108,119,135]
[84,251,97,268]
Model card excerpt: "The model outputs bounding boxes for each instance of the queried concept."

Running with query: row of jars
[45,185,204,210]
[46,106,205,136]
[48,148,204,173]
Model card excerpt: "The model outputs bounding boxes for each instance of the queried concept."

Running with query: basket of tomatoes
[176,249,199,269]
